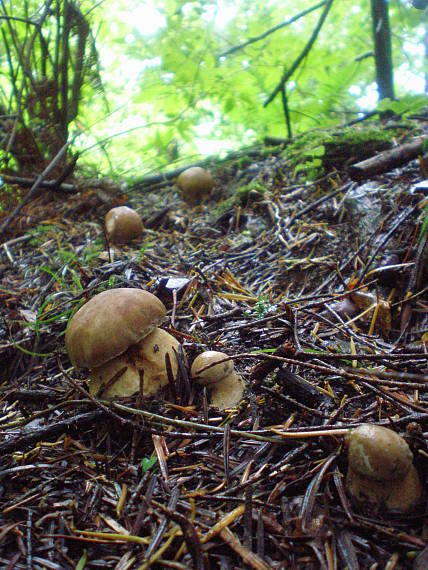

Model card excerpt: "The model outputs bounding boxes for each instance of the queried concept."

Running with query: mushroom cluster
[65,288,180,398]
[191,351,244,410]
[346,424,422,513]
[177,167,214,204]
[105,206,143,244]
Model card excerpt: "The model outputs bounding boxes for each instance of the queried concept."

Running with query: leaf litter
[0,120,427,569]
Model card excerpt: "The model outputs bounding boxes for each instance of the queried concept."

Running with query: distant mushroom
[177,166,214,204]
[346,424,422,513]
[328,297,358,319]
[190,351,245,410]
[105,206,143,244]
[65,288,180,398]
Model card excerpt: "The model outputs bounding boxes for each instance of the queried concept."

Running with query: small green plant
[137,241,155,263]
[82,239,105,264]
[107,275,119,289]
[293,145,325,180]
[141,456,157,473]
[57,249,78,264]
[377,94,428,117]
[255,295,277,318]
[28,224,61,246]
[246,295,277,319]
[235,182,265,206]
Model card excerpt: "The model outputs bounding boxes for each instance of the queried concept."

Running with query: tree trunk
[424,20,428,93]
[370,0,394,100]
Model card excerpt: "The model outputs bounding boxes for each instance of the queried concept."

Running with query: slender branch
[281,83,292,139]
[219,1,328,58]
[264,0,334,108]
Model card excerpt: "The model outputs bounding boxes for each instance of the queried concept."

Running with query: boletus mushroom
[105,206,143,244]
[346,424,422,513]
[191,351,244,410]
[65,288,180,398]
[176,166,214,204]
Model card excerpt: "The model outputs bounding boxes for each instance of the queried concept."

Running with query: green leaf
[75,550,88,570]
[141,456,157,473]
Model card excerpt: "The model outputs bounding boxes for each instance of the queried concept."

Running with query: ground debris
[1,122,427,569]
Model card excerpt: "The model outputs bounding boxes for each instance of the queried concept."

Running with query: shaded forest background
[0,0,428,183]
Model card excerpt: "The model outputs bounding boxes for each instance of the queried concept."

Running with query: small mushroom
[190,351,244,410]
[346,424,422,513]
[176,167,214,204]
[65,288,180,398]
[105,206,143,244]
[328,297,358,320]
[350,289,391,335]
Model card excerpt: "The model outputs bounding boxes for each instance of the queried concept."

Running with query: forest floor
[0,115,427,569]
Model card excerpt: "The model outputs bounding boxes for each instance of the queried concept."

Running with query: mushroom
[325,297,358,321]
[190,351,245,410]
[176,167,214,204]
[105,206,143,244]
[346,424,422,513]
[65,288,180,398]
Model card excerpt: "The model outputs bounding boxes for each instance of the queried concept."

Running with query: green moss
[211,194,237,216]
[282,125,395,180]
[212,182,266,216]
[235,182,265,206]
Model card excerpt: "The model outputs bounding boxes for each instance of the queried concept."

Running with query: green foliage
[137,241,156,263]
[283,124,394,180]
[28,224,63,246]
[0,1,426,176]
[0,0,104,172]
[75,550,88,570]
[141,456,157,473]
[293,145,325,180]
[377,94,428,117]
[327,126,394,146]
[254,295,276,318]
[246,294,277,319]
[235,182,265,206]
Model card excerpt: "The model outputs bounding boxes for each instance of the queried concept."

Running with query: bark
[370,0,394,100]
[348,137,425,180]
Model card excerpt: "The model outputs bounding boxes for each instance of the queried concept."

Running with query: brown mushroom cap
[347,424,413,481]
[191,351,244,410]
[190,351,234,386]
[105,206,143,244]
[89,327,180,398]
[65,288,166,369]
[177,167,214,204]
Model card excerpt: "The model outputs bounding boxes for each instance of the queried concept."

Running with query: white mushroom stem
[346,463,422,513]
[208,370,245,410]
[89,328,179,398]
